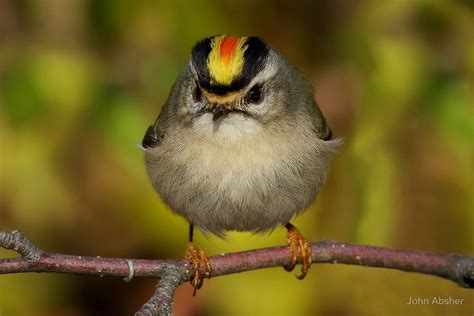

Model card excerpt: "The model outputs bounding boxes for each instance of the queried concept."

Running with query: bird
[142,35,339,294]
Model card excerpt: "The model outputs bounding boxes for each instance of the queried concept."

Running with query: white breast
[145,114,337,236]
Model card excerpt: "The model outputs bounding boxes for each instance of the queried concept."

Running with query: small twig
[135,264,183,316]
[0,230,42,262]
[1,229,473,316]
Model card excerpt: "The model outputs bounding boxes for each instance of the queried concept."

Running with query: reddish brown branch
[1,229,473,316]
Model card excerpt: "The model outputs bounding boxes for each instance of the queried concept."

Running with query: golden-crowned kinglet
[142,35,338,293]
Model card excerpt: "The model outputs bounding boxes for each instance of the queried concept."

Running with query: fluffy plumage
[143,36,339,237]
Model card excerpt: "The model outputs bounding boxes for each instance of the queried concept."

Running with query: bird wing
[142,112,166,149]
[142,125,160,148]
[319,115,333,141]
[311,103,333,141]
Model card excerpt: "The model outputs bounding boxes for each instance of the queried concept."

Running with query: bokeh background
[0,0,472,315]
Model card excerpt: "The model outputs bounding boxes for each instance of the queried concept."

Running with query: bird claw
[185,243,211,295]
[285,224,312,279]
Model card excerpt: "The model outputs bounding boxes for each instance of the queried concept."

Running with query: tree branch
[135,264,183,316]
[1,229,473,316]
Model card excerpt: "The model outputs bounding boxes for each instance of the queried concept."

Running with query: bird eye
[246,84,263,104]
[193,84,202,102]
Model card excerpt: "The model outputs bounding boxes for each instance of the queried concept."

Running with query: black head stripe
[240,36,269,89]
[190,36,270,95]
[190,36,213,88]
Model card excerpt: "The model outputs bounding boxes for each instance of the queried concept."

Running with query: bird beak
[202,90,244,121]
[212,104,231,121]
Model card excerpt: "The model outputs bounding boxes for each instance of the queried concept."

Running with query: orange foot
[284,223,312,279]
[185,243,211,295]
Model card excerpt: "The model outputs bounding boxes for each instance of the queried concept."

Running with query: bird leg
[185,225,211,295]
[284,222,312,279]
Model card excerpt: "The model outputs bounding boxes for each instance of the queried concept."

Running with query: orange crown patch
[207,35,248,85]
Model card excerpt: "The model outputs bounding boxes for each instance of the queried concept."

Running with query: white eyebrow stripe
[244,59,278,91]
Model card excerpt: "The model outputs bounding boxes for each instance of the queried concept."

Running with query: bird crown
[207,35,247,86]
[191,35,269,95]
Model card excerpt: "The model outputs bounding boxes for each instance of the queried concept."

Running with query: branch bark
[1,229,473,316]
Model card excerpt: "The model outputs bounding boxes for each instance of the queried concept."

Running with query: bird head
[183,35,291,124]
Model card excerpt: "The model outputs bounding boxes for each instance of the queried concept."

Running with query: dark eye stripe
[193,84,202,102]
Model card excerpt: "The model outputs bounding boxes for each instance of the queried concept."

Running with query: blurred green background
[0,0,472,315]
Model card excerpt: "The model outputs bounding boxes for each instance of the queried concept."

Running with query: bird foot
[185,243,211,295]
[284,223,312,280]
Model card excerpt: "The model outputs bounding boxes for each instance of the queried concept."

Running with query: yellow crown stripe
[207,35,248,86]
